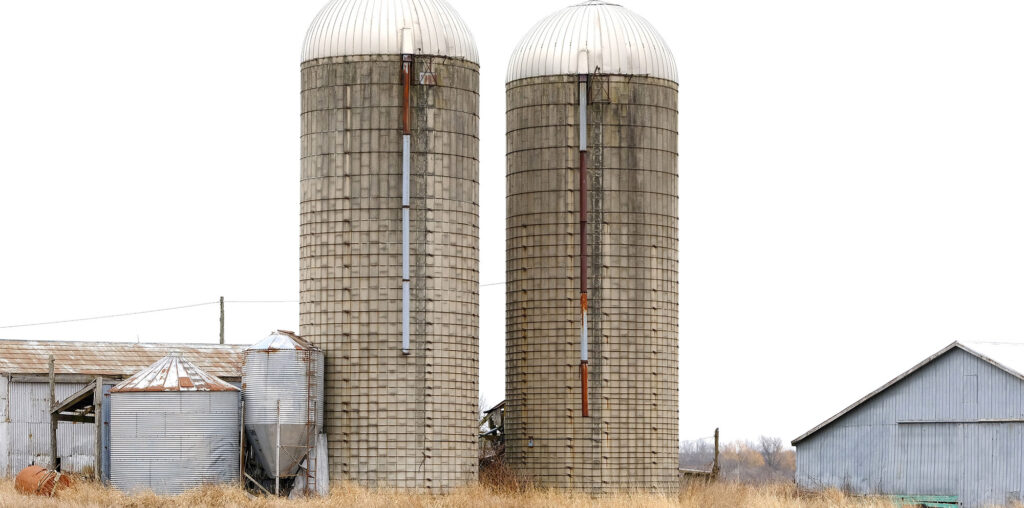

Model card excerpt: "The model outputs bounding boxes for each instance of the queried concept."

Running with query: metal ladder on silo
[304,350,317,495]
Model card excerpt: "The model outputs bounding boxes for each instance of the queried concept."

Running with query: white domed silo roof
[506,0,678,83]
[302,0,479,63]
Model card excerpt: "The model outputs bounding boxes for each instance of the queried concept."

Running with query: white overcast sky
[1,0,1023,445]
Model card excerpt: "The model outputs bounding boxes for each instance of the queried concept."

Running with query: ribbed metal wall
[796,347,1024,508]
[299,53,479,490]
[242,347,324,477]
[109,391,239,495]
[243,349,324,430]
[505,73,679,491]
[1,382,98,476]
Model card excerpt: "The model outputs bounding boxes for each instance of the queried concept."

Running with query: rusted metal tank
[14,465,74,496]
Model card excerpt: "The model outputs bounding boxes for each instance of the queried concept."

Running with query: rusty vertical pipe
[402,55,412,136]
[578,74,589,418]
[401,52,413,355]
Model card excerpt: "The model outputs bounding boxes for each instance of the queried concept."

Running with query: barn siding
[2,381,105,477]
[796,348,1024,508]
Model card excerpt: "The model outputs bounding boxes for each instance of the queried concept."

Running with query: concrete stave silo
[109,352,240,495]
[299,0,479,490]
[242,330,324,484]
[505,0,680,492]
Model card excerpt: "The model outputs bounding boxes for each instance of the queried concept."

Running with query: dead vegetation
[0,478,912,508]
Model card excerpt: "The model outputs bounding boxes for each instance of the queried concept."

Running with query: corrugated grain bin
[243,330,324,479]
[299,0,480,490]
[505,0,680,492]
[109,352,240,495]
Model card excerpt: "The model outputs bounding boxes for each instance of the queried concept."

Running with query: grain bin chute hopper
[242,331,324,481]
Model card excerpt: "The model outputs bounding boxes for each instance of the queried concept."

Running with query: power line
[0,301,219,329]
[225,300,299,304]
[0,285,506,329]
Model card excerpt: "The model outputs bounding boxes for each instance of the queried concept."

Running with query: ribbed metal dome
[302,0,479,63]
[507,0,677,83]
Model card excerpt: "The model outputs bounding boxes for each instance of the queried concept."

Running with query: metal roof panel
[302,0,479,63]
[507,1,677,82]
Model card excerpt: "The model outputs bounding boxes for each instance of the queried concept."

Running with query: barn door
[896,423,960,496]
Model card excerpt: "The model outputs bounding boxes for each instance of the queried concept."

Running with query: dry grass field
[0,480,908,508]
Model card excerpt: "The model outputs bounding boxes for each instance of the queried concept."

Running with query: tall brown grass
[0,479,910,508]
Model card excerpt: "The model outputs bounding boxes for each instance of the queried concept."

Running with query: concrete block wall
[300,55,479,490]
[506,74,679,492]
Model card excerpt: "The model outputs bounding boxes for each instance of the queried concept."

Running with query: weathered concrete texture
[506,75,679,492]
[300,55,479,491]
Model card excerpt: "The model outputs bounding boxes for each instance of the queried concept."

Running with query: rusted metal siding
[109,391,240,494]
[796,347,1024,508]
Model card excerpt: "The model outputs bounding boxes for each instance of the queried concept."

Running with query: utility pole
[48,354,58,471]
[219,296,225,344]
[712,427,720,480]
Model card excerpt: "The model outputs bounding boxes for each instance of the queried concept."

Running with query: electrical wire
[0,283,507,329]
[0,301,219,329]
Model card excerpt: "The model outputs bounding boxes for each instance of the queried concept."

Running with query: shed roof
[792,341,1024,445]
[0,339,243,379]
[111,352,239,393]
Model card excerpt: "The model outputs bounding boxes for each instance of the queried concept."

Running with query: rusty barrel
[14,465,74,496]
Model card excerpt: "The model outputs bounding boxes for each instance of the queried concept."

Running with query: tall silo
[505,0,679,491]
[242,330,324,489]
[299,0,480,490]
[109,353,240,495]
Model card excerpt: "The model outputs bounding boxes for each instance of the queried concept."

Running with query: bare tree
[758,436,784,470]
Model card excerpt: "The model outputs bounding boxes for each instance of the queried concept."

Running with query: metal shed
[794,341,1024,508]
[0,340,243,480]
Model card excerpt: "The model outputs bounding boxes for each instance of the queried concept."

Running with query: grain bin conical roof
[111,352,239,393]
[507,0,677,82]
[302,0,479,63]
[245,330,318,351]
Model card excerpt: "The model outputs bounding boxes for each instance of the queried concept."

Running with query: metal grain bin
[109,353,240,495]
[505,0,680,492]
[242,330,323,479]
[300,0,480,490]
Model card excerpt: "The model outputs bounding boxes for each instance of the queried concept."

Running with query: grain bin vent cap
[245,330,320,352]
[302,0,479,64]
[110,352,239,393]
[507,0,677,83]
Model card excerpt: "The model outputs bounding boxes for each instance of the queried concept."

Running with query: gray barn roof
[0,339,244,380]
[793,341,1024,445]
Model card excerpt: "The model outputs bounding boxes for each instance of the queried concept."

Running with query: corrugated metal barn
[0,340,243,480]
[794,341,1024,508]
